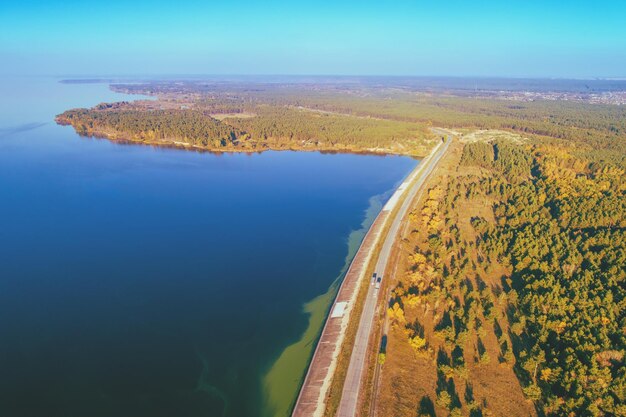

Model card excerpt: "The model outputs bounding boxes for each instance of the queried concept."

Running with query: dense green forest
[227,106,430,152]
[57,108,240,148]
[57,103,433,155]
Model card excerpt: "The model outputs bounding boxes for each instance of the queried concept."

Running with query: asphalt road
[336,136,451,417]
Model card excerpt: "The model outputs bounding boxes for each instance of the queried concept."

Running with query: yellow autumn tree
[409,335,426,352]
[387,302,405,325]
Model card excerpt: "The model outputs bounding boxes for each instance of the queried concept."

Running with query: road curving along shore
[292,134,451,417]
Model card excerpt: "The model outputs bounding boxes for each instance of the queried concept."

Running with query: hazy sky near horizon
[1,0,625,77]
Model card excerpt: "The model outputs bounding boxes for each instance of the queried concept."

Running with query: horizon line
[4,73,626,82]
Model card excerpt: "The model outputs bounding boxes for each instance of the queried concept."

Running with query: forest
[259,88,626,165]
[58,82,626,162]
[57,108,240,148]
[56,101,434,156]
[376,135,625,417]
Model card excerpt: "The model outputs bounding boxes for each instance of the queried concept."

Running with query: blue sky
[1,0,625,77]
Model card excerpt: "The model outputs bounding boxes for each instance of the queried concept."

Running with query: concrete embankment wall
[292,140,444,417]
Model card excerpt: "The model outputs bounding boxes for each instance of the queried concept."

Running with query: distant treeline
[56,104,433,155]
[271,92,626,164]
[57,109,239,148]
[106,83,626,165]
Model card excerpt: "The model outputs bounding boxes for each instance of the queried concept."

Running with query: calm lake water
[0,77,418,417]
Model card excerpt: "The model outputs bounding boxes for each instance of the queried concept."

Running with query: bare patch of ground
[460,129,528,144]
[211,112,257,121]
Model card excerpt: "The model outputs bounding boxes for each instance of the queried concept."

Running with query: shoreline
[261,193,389,417]
[291,139,445,417]
[55,118,430,158]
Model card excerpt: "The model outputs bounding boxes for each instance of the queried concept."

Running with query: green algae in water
[262,194,385,417]
[195,354,230,417]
